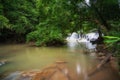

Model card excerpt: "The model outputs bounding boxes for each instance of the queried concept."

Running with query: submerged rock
[2,71,21,80]
[2,61,73,80]
[0,59,8,66]
[2,60,120,80]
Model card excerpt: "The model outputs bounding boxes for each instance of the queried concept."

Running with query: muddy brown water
[0,44,119,80]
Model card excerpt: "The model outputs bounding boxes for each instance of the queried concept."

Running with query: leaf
[103,36,120,39]
[104,39,119,43]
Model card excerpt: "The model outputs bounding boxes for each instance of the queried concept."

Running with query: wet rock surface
[0,59,8,66]
[2,62,70,80]
[2,59,120,80]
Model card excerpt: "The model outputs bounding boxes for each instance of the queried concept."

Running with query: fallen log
[88,53,112,77]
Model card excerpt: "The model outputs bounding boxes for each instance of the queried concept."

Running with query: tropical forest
[0,0,120,80]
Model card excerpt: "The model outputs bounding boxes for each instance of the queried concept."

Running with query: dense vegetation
[0,0,120,73]
[0,0,120,47]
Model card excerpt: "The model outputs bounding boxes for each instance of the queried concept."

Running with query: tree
[0,0,38,42]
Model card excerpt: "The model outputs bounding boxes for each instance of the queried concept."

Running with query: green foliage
[0,15,9,29]
[104,20,120,48]
[104,36,120,45]
[27,26,64,46]
[103,35,120,73]
[0,0,120,48]
[108,20,120,36]
[0,0,38,42]
[81,21,97,32]
[26,0,85,46]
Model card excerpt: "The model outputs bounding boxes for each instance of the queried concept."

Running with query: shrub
[26,26,65,46]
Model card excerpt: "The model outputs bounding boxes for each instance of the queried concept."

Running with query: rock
[2,71,21,80]
[55,61,67,64]
[97,52,105,57]
[98,56,106,60]
[21,71,36,77]
[0,59,8,66]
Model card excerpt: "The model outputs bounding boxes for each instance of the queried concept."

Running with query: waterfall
[66,32,101,52]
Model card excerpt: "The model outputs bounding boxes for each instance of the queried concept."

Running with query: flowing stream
[0,44,119,80]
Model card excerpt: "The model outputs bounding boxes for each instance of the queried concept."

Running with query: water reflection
[76,63,81,74]
[0,44,120,80]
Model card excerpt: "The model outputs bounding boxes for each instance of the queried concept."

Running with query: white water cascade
[66,32,101,52]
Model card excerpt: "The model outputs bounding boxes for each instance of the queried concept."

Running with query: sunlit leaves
[0,15,9,29]
[103,36,120,47]
[26,26,64,46]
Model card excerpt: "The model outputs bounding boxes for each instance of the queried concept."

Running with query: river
[0,44,119,80]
